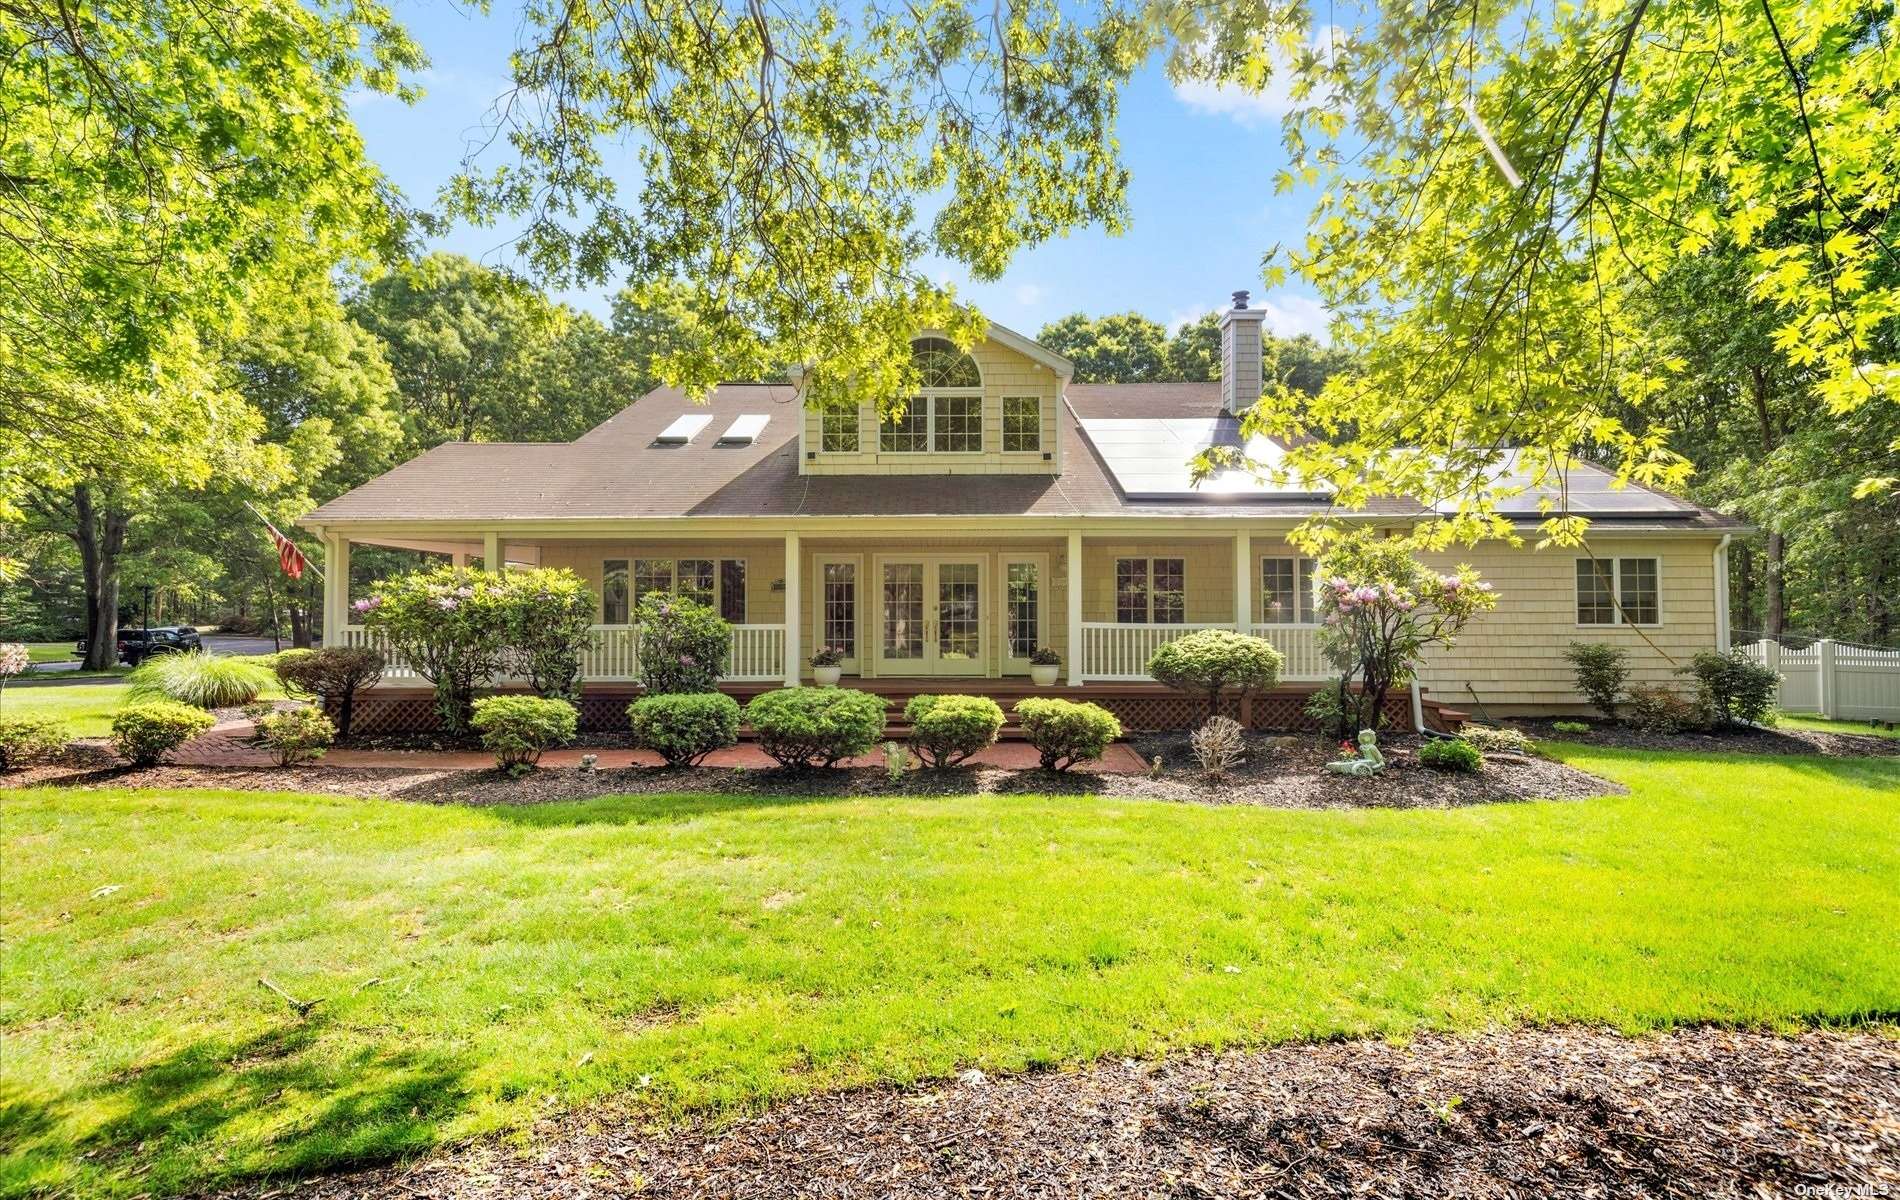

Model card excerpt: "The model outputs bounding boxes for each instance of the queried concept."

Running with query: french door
[874,556,987,675]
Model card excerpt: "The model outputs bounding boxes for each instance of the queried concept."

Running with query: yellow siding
[1081,540,1236,624]
[536,541,787,625]
[802,336,1061,476]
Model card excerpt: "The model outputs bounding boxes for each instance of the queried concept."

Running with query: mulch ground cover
[227,1025,1900,1199]
[1515,717,1899,757]
[3,732,1625,809]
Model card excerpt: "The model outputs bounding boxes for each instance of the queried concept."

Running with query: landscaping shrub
[905,694,1004,768]
[637,592,731,694]
[1013,697,1122,772]
[1564,642,1630,721]
[1551,720,1592,736]
[0,714,67,771]
[254,707,336,767]
[1189,714,1247,780]
[1147,629,1283,720]
[126,652,275,709]
[1681,649,1780,727]
[744,687,886,768]
[1314,533,1497,739]
[274,646,384,741]
[1459,725,1535,755]
[1418,738,1483,772]
[110,701,217,765]
[470,695,578,775]
[629,692,741,766]
[1302,681,1345,732]
[361,566,513,737]
[1625,684,1703,734]
[502,569,597,700]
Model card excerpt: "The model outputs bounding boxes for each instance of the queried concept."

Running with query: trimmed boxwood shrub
[274,646,384,741]
[905,694,1004,768]
[470,695,577,775]
[127,653,275,709]
[1147,629,1284,719]
[1013,698,1122,772]
[0,714,68,771]
[744,687,886,769]
[1418,738,1483,772]
[111,701,217,765]
[254,707,336,767]
[630,692,742,766]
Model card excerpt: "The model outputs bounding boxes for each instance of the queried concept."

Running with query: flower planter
[1030,663,1061,687]
[812,665,843,687]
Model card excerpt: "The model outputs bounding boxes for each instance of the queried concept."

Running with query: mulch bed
[1515,717,1900,757]
[4,733,1624,809]
[230,1025,1900,1199]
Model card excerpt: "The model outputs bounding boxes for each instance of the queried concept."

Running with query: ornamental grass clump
[744,687,886,769]
[110,701,217,765]
[629,692,741,766]
[470,695,578,775]
[1013,697,1122,772]
[126,653,275,709]
[1147,629,1283,721]
[904,694,1004,768]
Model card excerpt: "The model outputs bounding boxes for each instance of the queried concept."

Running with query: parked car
[73,626,202,665]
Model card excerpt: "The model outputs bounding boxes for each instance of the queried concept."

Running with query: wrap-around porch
[317,529,1333,688]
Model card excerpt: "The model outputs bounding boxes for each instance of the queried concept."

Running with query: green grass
[21,643,76,665]
[1779,712,1900,739]
[0,684,135,738]
[3,748,1897,1198]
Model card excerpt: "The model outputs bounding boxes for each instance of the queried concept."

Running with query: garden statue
[1325,729,1386,777]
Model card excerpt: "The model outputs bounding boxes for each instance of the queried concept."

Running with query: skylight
[715,414,769,445]
[654,414,714,445]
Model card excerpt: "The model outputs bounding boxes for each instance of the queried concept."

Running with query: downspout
[1410,678,1428,734]
[1713,534,1733,652]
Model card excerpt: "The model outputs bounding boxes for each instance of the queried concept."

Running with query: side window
[1261,556,1318,624]
[821,408,859,452]
[1576,557,1659,625]
[1576,559,1616,624]
[677,559,716,608]
[720,560,747,623]
[1002,396,1040,452]
[1116,557,1185,623]
[1115,558,1149,624]
[634,559,673,603]
[1619,558,1659,625]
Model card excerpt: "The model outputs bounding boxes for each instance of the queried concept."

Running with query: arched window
[883,338,985,452]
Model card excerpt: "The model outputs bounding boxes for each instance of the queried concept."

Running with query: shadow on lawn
[479,784,876,828]
[0,1019,469,1193]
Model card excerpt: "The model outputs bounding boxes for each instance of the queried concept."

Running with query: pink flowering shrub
[1312,534,1498,738]
[635,591,731,694]
[361,566,513,735]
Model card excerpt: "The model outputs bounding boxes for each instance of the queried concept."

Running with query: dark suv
[74,626,203,665]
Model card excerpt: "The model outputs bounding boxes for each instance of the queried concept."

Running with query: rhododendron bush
[1313,535,1498,739]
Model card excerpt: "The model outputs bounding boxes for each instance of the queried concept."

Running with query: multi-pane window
[821,561,857,657]
[1002,396,1040,452]
[601,559,630,625]
[1260,556,1317,624]
[1007,561,1040,657]
[624,557,745,621]
[933,394,983,451]
[1116,557,1186,624]
[1576,557,1659,625]
[880,401,929,452]
[821,408,859,453]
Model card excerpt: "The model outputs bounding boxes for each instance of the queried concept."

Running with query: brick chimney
[1219,289,1266,414]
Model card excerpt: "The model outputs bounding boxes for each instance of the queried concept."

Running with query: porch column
[1233,530,1251,631]
[482,531,502,574]
[783,531,802,687]
[322,534,350,647]
[1066,529,1084,686]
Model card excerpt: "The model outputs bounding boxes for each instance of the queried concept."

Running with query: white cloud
[1165,304,1213,334]
[1171,29,1343,128]
[1011,282,1046,308]
[1259,293,1332,342]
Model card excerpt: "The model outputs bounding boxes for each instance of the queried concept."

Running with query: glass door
[1001,554,1046,674]
[814,555,861,673]
[875,557,986,675]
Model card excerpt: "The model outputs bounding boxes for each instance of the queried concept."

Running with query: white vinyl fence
[1737,639,1900,721]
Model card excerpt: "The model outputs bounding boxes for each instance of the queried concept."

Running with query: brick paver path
[176,721,1150,774]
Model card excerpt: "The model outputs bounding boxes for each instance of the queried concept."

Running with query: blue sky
[350,2,1331,341]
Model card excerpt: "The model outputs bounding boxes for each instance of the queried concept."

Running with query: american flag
[248,504,309,581]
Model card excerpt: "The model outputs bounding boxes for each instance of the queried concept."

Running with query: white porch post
[1066,529,1084,686]
[322,534,349,647]
[482,532,502,574]
[783,531,802,687]
[1233,530,1251,631]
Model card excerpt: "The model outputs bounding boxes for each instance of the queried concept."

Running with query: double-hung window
[1576,557,1659,625]
[1260,556,1317,624]
[1115,557,1186,624]
[1002,396,1041,452]
[821,408,859,453]
[617,557,748,623]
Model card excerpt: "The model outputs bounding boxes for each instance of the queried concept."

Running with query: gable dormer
[799,328,1069,476]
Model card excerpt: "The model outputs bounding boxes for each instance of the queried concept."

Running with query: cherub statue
[1324,729,1386,777]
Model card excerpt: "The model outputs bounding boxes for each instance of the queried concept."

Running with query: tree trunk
[71,483,127,671]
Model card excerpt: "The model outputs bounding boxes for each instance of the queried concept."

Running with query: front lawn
[0,683,132,738]
[3,747,1896,1198]
[21,643,76,665]
[1780,712,1900,740]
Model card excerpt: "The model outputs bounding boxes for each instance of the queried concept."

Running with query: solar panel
[1078,417,1331,500]
[654,414,713,445]
[715,414,769,445]
[1435,451,1697,514]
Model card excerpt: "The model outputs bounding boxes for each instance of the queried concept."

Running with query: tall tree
[1036,312,1170,383]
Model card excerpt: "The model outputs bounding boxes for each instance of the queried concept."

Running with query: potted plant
[1029,647,1062,687]
[810,646,846,686]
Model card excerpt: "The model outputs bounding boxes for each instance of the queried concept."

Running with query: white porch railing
[340,623,787,686]
[1080,621,1329,682]
[1739,638,1900,720]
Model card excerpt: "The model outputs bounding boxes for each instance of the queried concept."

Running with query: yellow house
[303,293,1745,729]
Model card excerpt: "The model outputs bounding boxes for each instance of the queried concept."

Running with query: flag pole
[244,500,325,582]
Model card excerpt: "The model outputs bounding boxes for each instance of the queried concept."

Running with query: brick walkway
[175,722,1151,773]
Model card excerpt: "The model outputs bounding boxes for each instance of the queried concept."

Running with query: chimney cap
[1231,289,1251,310]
